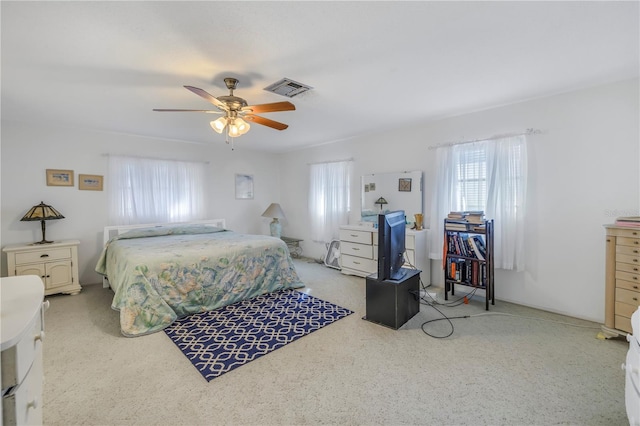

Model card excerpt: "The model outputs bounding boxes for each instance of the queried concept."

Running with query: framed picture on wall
[399,178,412,192]
[46,169,74,187]
[78,174,103,191]
[235,174,254,199]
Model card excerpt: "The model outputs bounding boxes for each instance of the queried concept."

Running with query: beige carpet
[42,259,628,425]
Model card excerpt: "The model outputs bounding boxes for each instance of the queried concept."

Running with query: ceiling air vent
[264,78,312,98]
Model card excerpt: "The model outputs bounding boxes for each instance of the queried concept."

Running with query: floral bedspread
[95,225,304,337]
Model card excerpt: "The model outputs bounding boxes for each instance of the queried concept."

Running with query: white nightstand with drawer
[3,240,81,296]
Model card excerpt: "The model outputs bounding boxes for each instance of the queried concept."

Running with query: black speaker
[364,268,420,329]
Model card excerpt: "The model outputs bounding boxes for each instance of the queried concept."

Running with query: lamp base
[270,219,282,239]
[33,240,54,245]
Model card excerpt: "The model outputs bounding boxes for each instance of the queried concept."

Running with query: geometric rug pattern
[164,289,353,381]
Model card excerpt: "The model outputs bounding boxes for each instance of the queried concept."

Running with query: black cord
[403,253,478,338]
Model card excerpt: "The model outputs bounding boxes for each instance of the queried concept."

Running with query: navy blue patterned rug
[164,289,353,381]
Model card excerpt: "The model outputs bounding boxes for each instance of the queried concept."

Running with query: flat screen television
[377,210,406,281]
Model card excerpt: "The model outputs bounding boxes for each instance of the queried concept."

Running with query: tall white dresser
[624,307,640,425]
[1,275,47,426]
[339,225,429,280]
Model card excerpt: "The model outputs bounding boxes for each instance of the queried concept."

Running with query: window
[108,155,206,225]
[430,135,527,271]
[309,160,352,243]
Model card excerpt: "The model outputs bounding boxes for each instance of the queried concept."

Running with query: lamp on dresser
[375,197,388,211]
[262,203,286,238]
[20,201,65,244]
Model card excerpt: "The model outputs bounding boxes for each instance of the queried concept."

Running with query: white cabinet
[1,275,47,426]
[339,225,430,280]
[3,240,81,296]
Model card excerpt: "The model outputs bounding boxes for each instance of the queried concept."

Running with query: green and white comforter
[95,225,304,337]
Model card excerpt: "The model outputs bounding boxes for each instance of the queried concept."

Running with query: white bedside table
[3,240,81,296]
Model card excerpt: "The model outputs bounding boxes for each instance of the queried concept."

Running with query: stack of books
[445,211,486,232]
[616,216,640,227]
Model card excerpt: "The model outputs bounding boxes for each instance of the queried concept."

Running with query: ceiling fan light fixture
[236,117,250,135]
[210,117,227,134]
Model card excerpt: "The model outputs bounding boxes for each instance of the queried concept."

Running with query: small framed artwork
[46,169,74,187]
[364,184,370,192]
[399,178,412,192]
[369,183,376,191]
[78,174,103,191]
[235,174,254,199]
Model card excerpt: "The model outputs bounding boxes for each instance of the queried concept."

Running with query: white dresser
[1,275,47,426]
[339,225,429,280]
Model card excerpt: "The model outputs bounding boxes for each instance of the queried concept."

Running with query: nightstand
[281,236,303,258]
[3,240,81,296]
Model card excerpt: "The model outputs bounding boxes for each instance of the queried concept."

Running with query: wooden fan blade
[184,86,228,110]
[153,109,222,113]
[244,114,289,130]
[242,101,295,114]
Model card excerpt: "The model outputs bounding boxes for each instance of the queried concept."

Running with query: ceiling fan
[153,77,295,139]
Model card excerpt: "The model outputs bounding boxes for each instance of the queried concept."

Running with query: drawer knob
[352,247,360,251]
[27,399,38,410]
[40,254,49,258]
[34,331,45,342]
[633,297,638,301]
[353,261,360,265]
[634,286,638,289]
[634,268,639,271]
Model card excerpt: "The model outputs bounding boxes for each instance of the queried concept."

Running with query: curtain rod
[307,157,354,165]
[102,153,210,164]
[428,128,542,150]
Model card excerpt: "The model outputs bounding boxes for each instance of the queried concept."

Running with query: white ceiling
[2,1,638,153]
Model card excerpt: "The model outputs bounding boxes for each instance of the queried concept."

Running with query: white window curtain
[429,135,528,271]
[108,155,206,225]
[309,160,352,243]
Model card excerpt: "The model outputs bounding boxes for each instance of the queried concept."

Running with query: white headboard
[102,219,226,246]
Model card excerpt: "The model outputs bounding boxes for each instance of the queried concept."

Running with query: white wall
[278,78,640,323]
[2,79,638,323]
[0,121,283,284]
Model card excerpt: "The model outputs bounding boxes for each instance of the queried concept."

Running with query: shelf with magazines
[443,214,494,310]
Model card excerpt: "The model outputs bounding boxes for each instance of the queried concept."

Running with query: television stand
[364,268,421,329]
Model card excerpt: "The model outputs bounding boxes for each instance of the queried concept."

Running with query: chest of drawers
[604,226,640,336]
[339,225,429,280]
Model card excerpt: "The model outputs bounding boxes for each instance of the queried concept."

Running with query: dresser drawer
[619,237,640,248]
[339,229,372,245]
[609,228,640,238]
[619,253,640,265]
[617,271,640,284]
[618,245,640,257]
[341,241,373,259]
[619,262,640,274]
[341,254,375,274]
[616,301,640,320]
[617,287,640,306]
[618,278,640,292]
[1,307,43,389]
[14,247,71,265]
[616,315,633,334]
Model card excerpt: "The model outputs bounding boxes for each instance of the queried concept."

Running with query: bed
[95,220,304,337]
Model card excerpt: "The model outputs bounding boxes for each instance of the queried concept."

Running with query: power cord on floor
[403,256,600,338]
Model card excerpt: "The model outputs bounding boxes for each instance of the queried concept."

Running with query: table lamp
[20,201,65,244]
[261,203,286,238]
[375,197,388,211]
